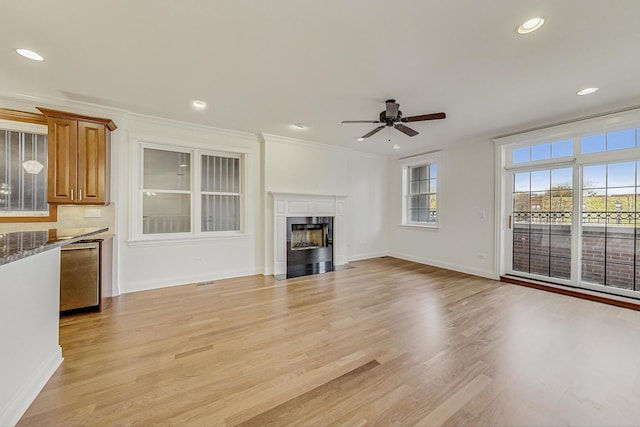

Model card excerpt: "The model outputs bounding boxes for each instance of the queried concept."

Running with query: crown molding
[260,133,352,153]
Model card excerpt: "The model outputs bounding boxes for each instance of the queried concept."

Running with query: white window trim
[129,138,250,243]
[399,151,441,229]
[0,120,50,218]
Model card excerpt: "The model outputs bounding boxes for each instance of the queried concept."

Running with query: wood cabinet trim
[0,205,58,223]
[0,108,47,125]
[36,107,117,131]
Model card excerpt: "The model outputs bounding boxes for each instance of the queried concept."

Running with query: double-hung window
[137,143,244,239]
[400,152,440,227]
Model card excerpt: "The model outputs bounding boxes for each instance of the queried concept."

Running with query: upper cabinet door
[47,118,78,204]
[38,107,115,206]
[77,121,107,204]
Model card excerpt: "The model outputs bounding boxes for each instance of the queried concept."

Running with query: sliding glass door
[510,167,573,282]
[499,119,640,299]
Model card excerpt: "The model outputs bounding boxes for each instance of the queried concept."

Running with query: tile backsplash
[0,204,115,233]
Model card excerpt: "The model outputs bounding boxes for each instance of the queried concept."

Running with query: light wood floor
[18,257,640,426]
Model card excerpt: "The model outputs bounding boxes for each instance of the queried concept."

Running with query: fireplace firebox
[286,216,333,278]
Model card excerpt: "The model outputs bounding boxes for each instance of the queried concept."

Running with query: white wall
[115,115,263,293]
[388,140,496,279]
[347,151,388,260]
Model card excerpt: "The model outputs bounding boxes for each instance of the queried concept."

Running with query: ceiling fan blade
[386,101,400,119]
[394,123,419,137]
[401,112,446,122]
[361,125,386,138]
[341,120,381,124]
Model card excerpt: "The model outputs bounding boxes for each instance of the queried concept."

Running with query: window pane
[513,147,530,163]
[410,181,419,194]
[607,128,635,151]
[202,194,240,231]
[410,167,420,181]
[551,140,573,158]
[419,194,427,209]
[430,178,437,192]
[409,195,419,208]
[429,194,437,210]
[531,170,550,191]
[531,143,551,161]
[201,155,240,193]
[419,180,429,194]
[0,129,48,213]
[144,148,191,191]
[551,167,572,188]
[608,162,635,188]
[583,164,606,189]
[419,166,428,180]
[143,193,191,234]
[581,134,606,154]
[430,164,437,177]
[514,172,530,192]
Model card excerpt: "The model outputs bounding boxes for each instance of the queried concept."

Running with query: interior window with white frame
[138,142,245,239]
[400,152,440,227]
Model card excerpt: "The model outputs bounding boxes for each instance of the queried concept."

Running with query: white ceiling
[2,0,640,155]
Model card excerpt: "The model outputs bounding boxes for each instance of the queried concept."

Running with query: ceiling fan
[342,99,445,140]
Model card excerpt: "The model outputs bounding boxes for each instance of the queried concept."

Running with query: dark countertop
[0,227,108,266]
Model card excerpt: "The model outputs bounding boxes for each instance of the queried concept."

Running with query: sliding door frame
[495,107,640,298]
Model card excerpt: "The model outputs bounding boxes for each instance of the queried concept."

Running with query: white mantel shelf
[270,192,348,277]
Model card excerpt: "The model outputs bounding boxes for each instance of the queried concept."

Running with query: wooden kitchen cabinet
[37,108,117,205]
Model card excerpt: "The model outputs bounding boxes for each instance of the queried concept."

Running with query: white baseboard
[0,346,62,427]
[387,251,497,280]
[119,267,263,294]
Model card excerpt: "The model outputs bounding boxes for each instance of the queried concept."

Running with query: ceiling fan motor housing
[380,109,402,126]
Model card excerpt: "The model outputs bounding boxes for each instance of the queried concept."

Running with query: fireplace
[286,216,333,278]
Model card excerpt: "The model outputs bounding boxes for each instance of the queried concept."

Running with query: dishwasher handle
[61,242,100,251]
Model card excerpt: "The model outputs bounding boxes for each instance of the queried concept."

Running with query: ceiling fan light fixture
[15,48,44,61]
[356,137,364,142]
[577,87,599,96]
[517,17,544,34]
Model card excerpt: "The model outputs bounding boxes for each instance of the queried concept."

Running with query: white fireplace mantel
[271,192,348,276]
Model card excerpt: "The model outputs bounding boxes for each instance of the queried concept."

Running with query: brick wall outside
[513,223,638,290]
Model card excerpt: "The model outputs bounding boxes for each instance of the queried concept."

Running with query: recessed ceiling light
[192,100,207,109]
[577,87,599,96]
[392,144,400,150]
[15,48,44,61]
[356,137,364,142]
[292,123,306,129]
[516,17,545,34]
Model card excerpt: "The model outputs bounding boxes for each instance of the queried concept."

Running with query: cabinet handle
[508,215,512,229]
[71,189,74,201]
[79,189,82,201]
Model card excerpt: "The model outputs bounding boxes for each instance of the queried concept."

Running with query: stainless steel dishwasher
[60,240,102,315]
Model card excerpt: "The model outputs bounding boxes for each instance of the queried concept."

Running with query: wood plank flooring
[17,257,640,426]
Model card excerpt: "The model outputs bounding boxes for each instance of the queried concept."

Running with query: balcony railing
[514,211,638,225]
